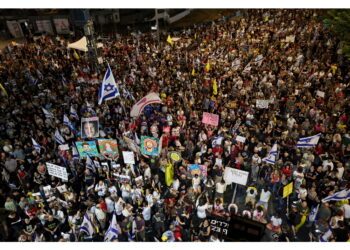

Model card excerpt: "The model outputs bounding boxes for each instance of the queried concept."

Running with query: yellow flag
[73,50,79,60]
[205,60,210,72]
[191,68,195,76]
[167,35,173,46]
[194,33,197,40]
[0,83,8,97]
[213,79,218,95]
[165,162,174,187]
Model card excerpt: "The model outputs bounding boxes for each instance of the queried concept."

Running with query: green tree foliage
[325,9,350,59]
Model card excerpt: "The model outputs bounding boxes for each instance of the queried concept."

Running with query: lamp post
[84,18,100,74]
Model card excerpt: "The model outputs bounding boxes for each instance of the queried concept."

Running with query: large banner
[81,117,99,138]
[202,112,219,126]
[98,139,118,158]
[46,162,68,181]
[141,136,159,156]
[130,92,162,117]
[6,21,24,38]
[223,167,249,186]
[36,20,54,35]
[75,141,99,158]
[53,18,70,34]
[256,100,269,109]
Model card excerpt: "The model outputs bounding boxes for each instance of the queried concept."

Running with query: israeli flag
[61,74,68,87]
[263,142,278,164]
[296,133,321,147]
[308,204,319,223]
[232,58,241,70]
[254,54,264,66]
[322,189,350,203]
[98,63,120,105]
[104,211,119,241]
[79,213,94,236]
[42,107,54,118]
[63,114,75,132]
[242,63,251,73]
[86,155,96,172]
[212,136,224,148]
[31,137,41,153]
[72,144,79,159]
[54,129,65,145]
[70,105,79,120]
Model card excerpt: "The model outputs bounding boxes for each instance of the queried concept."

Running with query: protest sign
[235,135,246,143]
[101,162,110,173]
[122,151,135,164]
[316,90,325,98]
[56,184,68,193]
[75,141,99,158]
[202,112,219,126]
[283,182,293,198]
[141,136,159,156]
[114,174,131,184]
[256,100,269,109]
[209,216,230,239]
[46,162,68,181]
[98,139,119,158]
[188,164,207,177]
[81,117,99,138]
[169,152,181,162]
[223,167,249,186]
[58,144,70,151]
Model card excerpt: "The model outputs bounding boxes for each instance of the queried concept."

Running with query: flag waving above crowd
[98,63,120,105]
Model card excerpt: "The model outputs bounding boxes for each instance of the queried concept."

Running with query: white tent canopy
[67,36,88,52]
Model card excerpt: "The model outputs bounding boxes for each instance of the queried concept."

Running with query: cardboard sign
[202,112,219,126]
[46,162,68,181]
[58,144,70,151]
[223,167,249,186]
[169,152,181,162]
[122,151,135,164]
[283,182,293,198]
[56,184,68,193]
[141,136,159,156]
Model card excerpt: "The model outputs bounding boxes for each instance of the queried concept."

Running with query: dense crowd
[0,9,350,242]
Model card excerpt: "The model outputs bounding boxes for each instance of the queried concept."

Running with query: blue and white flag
[296,133,321,147]
[70,105,79,120]
[79,213,94,236]
[104,211,119,241]
[232,58,241,70]
[212,136,224,148]
[308,204,320,223]
[42,107,54,118]
[31,137,41,153]
[63,114,75,132]
[263,142,278,164]
[242,62,251,73]
[86,155,96,172]
[322,189,350,203]
[54,129,65,145]
[254,54,264,66]
[98,63,120,105]
[61,74,68,87]
[72,144,79,159]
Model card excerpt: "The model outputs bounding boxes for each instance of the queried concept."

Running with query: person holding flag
[98,63,120,105]
[104,211,120,241]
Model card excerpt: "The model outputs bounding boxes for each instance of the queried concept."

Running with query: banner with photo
[53,18,70,34]
[141,136,159,156]
[81,117,99,138]
[36,20,54,35]
[188,164,208,177]
[98,139,119,158]
[75,141,99,158]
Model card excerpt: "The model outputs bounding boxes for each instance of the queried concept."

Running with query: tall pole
[231,184,238,203]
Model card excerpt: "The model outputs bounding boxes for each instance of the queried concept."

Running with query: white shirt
[172,179,180,191]
[142,206,152,221]
[114,198,124,215]
[342,204,350,219]
[216,183,226,193]
[259,189,271,203]
[270,216,282,227]
[105,197,114,213]
[196,203,209,219]
[144,167,151,179]
[95,183,107,196]
[108,186,118,196]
